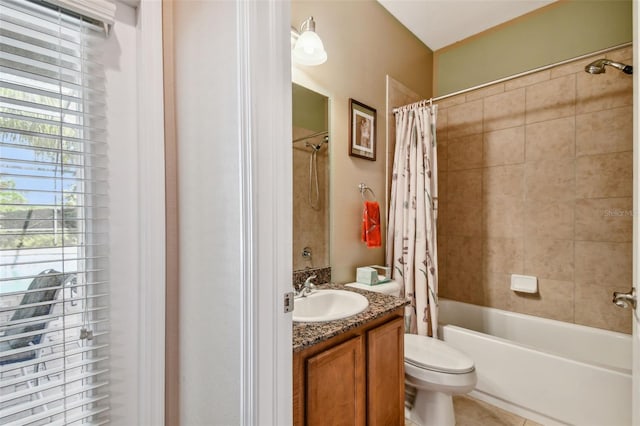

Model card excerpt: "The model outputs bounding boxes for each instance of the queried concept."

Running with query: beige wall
[292,0,433,283]
[435,0,633,96]
[437,46,633,334]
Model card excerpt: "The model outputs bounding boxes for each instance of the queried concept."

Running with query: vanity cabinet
[293,308,404,426]
[306,336,366,425]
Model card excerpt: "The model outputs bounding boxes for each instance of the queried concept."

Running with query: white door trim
[238,0,293,424]
[136,1,166,424]
[632,1,639,424]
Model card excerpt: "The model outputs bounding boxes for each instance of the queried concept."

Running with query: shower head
[304,134,329,152]
[585,59,633,75]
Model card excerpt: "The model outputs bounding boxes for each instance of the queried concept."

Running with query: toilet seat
[404,334,474,374]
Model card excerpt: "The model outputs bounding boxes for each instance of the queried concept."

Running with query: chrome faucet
[613,288,636,309]
[296,275,316,298]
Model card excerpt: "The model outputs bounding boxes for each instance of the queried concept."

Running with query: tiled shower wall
[293,126,329,271]
[436,45,633,334]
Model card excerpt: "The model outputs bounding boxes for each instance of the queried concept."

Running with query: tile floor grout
[405,395,544,426]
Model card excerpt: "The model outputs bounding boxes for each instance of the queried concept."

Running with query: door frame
[136,0,166,424]
[632,1,639,424]
[239,1,293,424]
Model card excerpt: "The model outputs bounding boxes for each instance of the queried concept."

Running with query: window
[0,0,112,423]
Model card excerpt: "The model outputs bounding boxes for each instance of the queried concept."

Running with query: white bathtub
[437,299,632,426]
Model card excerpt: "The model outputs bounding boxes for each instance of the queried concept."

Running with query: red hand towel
[361,201,381,248]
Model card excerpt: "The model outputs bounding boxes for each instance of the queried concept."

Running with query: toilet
[345,280,477,426]
[404,334,476,426]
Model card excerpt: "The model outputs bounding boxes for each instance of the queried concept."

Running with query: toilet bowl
[404,334,477,426]
[344,280,476,425]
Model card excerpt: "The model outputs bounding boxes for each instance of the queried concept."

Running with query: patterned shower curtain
[387,102,438,337]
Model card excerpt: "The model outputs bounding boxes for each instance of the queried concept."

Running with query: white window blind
[0,0,109,424]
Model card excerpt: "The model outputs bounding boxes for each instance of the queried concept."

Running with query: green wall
[435,0,632,96]
[292,83,328,132]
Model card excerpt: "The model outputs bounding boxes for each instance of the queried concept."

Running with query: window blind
[0,0,110,424]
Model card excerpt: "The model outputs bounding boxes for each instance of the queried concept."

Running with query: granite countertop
[292,283,408,352]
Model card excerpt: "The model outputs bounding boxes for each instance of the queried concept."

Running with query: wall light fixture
[291,16,327,66]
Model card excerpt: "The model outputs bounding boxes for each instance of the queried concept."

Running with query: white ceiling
[377,0,556,51]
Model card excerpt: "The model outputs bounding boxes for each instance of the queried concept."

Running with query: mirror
[292,83,329,271]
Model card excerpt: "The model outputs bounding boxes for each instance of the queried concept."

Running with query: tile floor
[405,395,544,426]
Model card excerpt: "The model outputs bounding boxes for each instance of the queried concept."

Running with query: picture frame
[349,98,376,161]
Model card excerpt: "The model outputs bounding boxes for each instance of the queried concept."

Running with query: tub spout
[612,288,636,309]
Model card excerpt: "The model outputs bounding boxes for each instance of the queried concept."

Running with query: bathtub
[437,299,632,426]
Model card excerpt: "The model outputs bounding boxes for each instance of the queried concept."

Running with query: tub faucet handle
[612,288,636,309]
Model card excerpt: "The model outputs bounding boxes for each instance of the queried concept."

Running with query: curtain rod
[292,130,328,144]
[393,41,632,113]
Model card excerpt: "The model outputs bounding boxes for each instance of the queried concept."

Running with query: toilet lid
[404,334,474,374]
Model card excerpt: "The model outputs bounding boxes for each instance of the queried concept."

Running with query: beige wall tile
[576,106,633,156]
[574,241,632,287]
[437,201,447,237]
[483,271,513,311]
[511,279,574,323]
[436,108,448,141]
[483,164,524,200]
[504,70,550,91]
[448,169,482,205]
[448,134,483,170]
[448,99,483,138]
[465,83,505,102]
[525,75,576,124]
[483,197,524,238]
[447,236,483,304]
[293,127,330,270]
[437,94,466,110]
[525,117,575,161]
[437,171,447,204]
[437,140,448,172]
[447,202,482,237]
[606,46,633,62]
[549,45,631,79]
[524,200,574,240]
[437,174,448,236]
[439,281,455,300]
[550,56,597,79]
[437,234,447,295]
[484,238,523,274]
[434,47,632,333]
[525,158,575,202]
[483,126,525,167]
[576,69,633,114]
[483,89,525,132]
[575,283,632,333]
[575,198,633,242]
[524,238,574,281]
[468,282,485,306]
[575,152,632,199]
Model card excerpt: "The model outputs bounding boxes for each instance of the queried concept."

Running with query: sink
[293,289,369,322]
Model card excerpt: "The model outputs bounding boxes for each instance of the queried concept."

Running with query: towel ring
[358,183,376,201]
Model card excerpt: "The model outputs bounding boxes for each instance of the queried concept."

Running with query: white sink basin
[293,289,369,322]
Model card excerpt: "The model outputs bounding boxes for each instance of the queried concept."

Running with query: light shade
[292,17,327,66]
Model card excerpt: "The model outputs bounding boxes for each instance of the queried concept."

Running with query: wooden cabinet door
[367,317,404,426]
[306,335,366,426]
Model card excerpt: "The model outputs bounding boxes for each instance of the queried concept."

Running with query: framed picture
[349,99,376,161]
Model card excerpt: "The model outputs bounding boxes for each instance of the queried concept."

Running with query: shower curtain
[387,102,438,337]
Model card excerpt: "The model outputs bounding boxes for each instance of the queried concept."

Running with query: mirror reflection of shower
[293,131,329,210]
[292,82,330,271]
